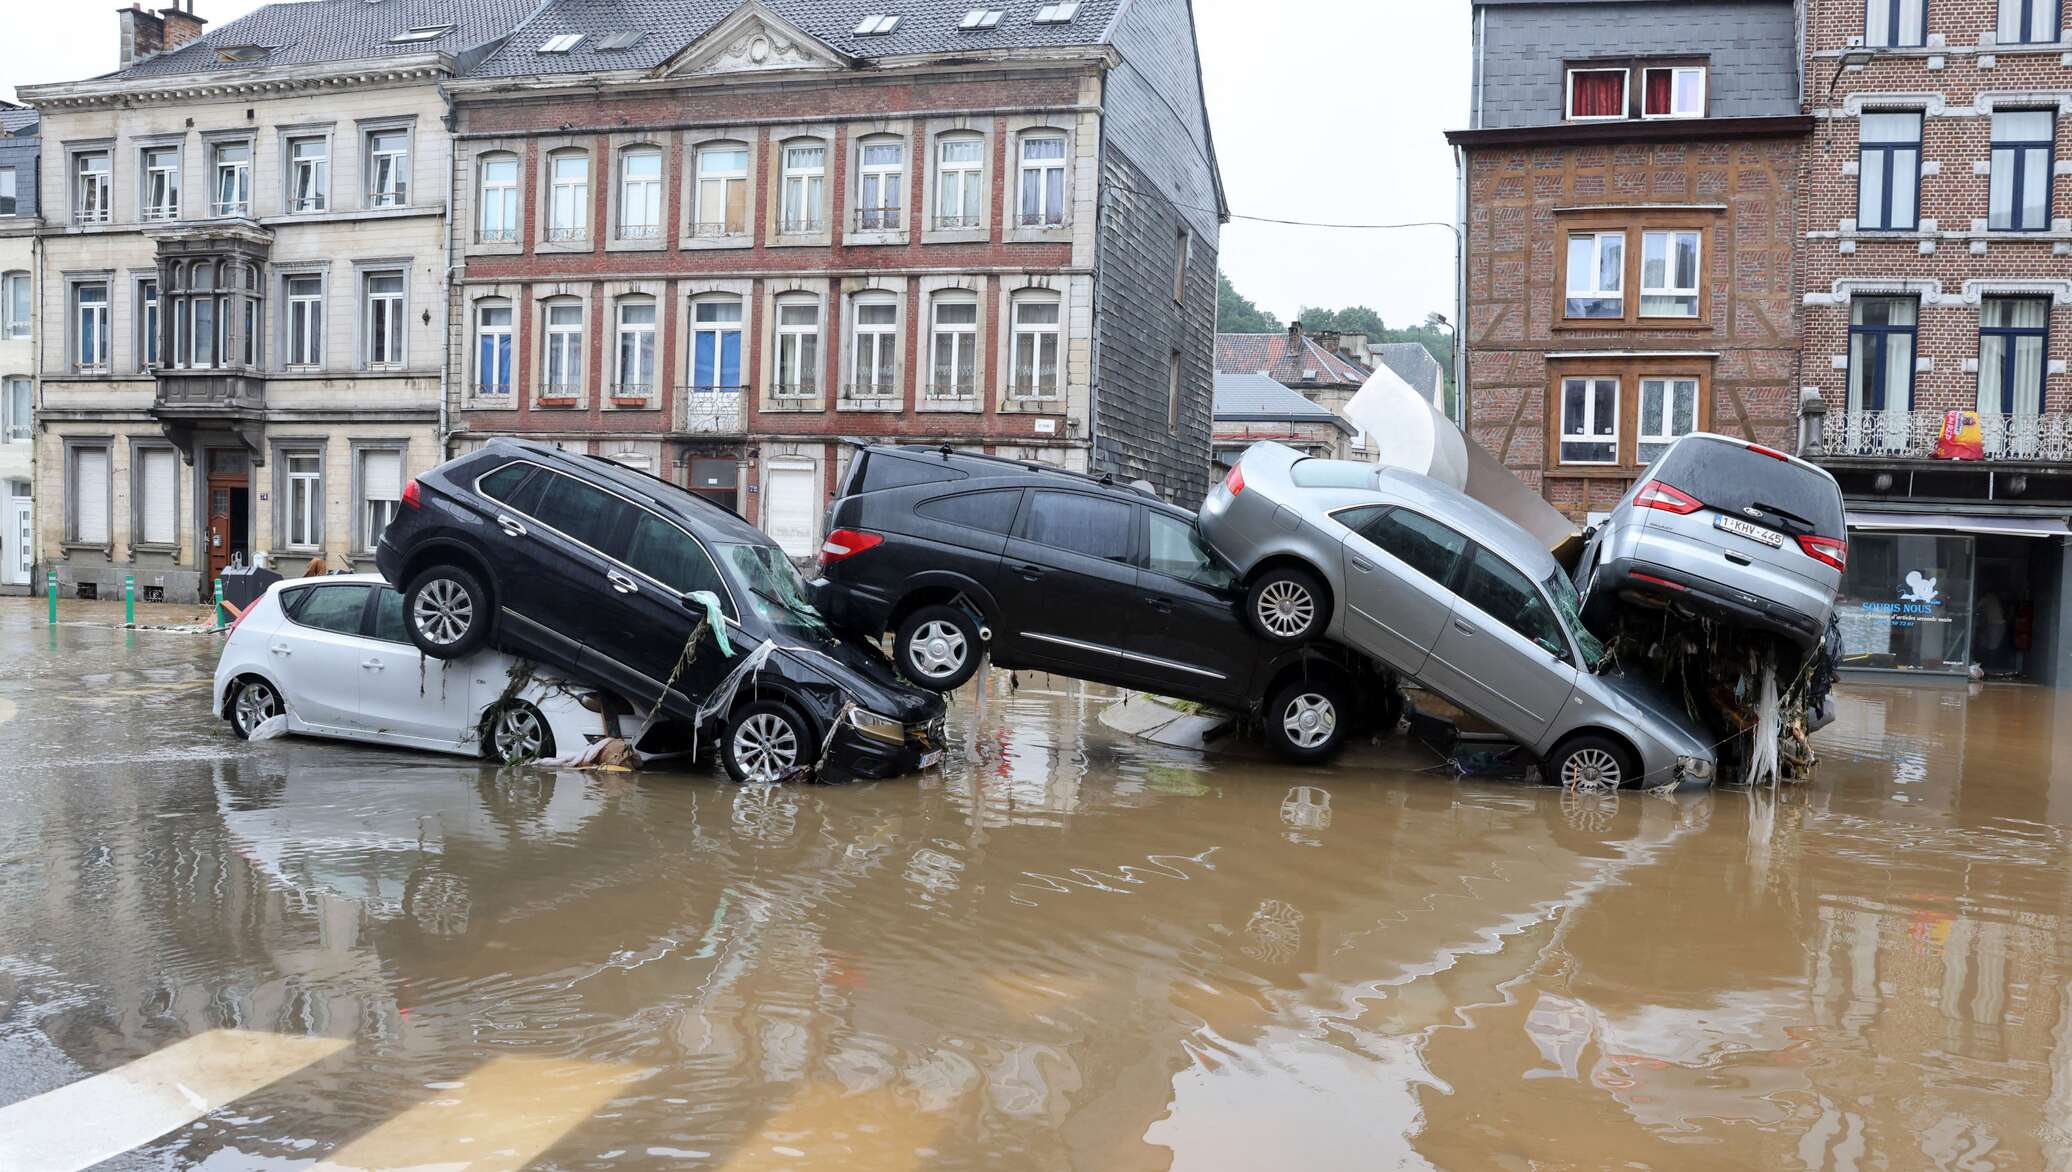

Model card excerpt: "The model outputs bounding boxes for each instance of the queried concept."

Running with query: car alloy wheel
[413,577,474,648]
[732,711,801,782]
[233,679,280,737]
[490,705,548,762]
[1559,746,1623,791]
[1256,580,1315,639]
[908,619,968,681]
[1280,690,1337,750]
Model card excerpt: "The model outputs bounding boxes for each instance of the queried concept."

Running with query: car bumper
[821,713,948,782]
[1599,555,1825,651]
[812,578,896,639]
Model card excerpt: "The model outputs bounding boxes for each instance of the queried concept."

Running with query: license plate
[918,749,942,769]
[1714,513,1784,548]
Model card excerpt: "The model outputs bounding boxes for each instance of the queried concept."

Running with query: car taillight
[1798,534,1847,571]
[819,528,884,567]
[1633,480,1702,515]
[227,599,255,636]
[1747,443,1790,462]
[402,479,422,509]
[1224,465,1244,496]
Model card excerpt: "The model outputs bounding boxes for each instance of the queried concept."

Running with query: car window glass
[860,454,966,493]
[916,488,1021,534]
[1332,505,1389,535]
[1360,508,1467,586]
[1543,569,1605,666]
[1650,438,1845,535]
[1023,490,1132,561]
[1146,512,1234,588]
[478,461,533,504]
[291,584,371,636]
[622,510,726,598]
[1460,549,1566,657]
[370,587,408,643]
[529,470,631,552]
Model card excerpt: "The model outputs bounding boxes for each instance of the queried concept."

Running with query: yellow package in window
[1933,409,1984,461]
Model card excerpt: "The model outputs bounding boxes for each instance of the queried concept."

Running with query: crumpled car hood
[1592,670,1710,754]
[773,632,943,724]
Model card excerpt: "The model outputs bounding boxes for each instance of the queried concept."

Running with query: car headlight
[1676,754,1715,781]
[846,707,905,745]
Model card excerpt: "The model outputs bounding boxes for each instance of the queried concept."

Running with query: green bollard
[214,577,225,629]
[125,574,135,627]
[46,569,56,626]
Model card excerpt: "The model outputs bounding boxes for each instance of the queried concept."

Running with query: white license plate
[1713,513,1784,548]
[918,749,942,769]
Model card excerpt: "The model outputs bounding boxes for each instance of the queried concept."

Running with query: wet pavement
[6,613,2072,1169]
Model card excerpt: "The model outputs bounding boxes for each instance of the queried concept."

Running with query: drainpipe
[437,82,458,458]
[1453,144,1468,428]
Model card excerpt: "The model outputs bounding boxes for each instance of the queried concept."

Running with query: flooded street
[6,615,2072,1169]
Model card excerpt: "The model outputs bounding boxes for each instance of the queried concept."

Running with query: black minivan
[814,445,1397,760]
[375,438,945,783]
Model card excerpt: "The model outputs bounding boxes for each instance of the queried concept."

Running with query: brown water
[5,614,2072,1169]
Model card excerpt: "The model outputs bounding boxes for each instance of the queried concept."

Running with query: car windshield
[717,542,833,640]
[1544,570,1608,668]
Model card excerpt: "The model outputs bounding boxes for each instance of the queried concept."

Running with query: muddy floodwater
[8,615,2072,1169]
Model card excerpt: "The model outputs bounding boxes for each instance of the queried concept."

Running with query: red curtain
[1643,70,1672,116]
[1572,72,1625,118]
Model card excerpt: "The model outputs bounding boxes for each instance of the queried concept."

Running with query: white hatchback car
[212,573,622,761]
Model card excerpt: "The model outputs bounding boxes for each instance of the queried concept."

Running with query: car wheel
[229,677,282,740]
[1263,677,1350,763]
[722,700,812,784]
[895,605,982,691]
[485,701,555,763]
[404,564,492,660]
[1546,734,1638,792]
[1246,566,1325,644]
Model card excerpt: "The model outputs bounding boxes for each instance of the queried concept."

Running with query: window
[1147,512,1233,588]
[1844,297,1918,452]
[1856,112,1921,232]
[693,144,748,236]
[367,129,408,207]
[1010,294,1061,398]
[138,280,159,368]
[1559,377,1618,464]
[1167,350,1183,429]
[359,449,404,551]
[597,31,644,51]
[479,154,518,242]
[210,142,250,216]
[74,284,108,371]
[1350,508,1468,585]
[1033,1,1080,22]
[1017,133,1066,226]
[284,451,321,550]
[1564,231,1624,318]
[960,8,1005,29]
[549,151,589,241]
[479,462,533,504]
[854,14,901,34]
[286,276,322,368]
[192,289,217,369]
[293,585,372,634]
[0,167,15,216]
[1639,230,1700,317]
[543,301,583,395]
[538,33,584,53]
[1458,548,1567,658]
[75,152,112,224]
[527,470,629,550]
[1979,297,2049,417]
[615,298,656,394]
[928,295,977,398]
[244,286,261,369]
[3,377,29,443]
[774,297,819,396]
[780,143,826,232]
[1999,0,2060,42]
[364,272,404,367]
[70,445,111,545]
[142,147,179,220]
[1636,377,1699,464]
[288,136,328,213]
[1866,0,1927,47]
[2,272,27,339]
[936,135,983,229]
[476,302,512,395]
[1024,490,1131,560]
[1641,67,1704,118]
[690,297,743,391]
[137,446,176,545]
[856,137,904,231]
[389,23,452,43]
[916,489,1020,533]
[1173,228,1192,303]
[851,297,897,398]
[618,148,661,239]
[622,512,724,595]
[1989,110,2054,232]
[1566,69,1627,120]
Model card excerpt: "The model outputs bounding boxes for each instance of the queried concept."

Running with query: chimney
[118,3,166,68]
[1310,329,1341,354]
[1287,320,1303,341]
[159,0,207,52]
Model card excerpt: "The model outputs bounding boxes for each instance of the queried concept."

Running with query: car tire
[228,676,282,740]
[1246,566,1326,645]
[721,699,814,784]
[1263,676,1350,763]
[403,563,492,660]
[1545,734,1639,791]
[895,605,983,691]
[485,701,556,763]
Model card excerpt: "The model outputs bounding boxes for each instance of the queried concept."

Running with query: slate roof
[1213,373,1351,432]
[0,103,36,137]
[1214,332,1367,389]
[1372,342,1442,394]
[107,0,545,80]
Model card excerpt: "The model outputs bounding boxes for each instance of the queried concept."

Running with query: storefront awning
[1847,510,2072,538]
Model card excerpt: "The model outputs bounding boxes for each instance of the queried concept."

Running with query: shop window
[1836,533,1973,672]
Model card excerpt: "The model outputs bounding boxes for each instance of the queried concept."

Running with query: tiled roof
[0,104,37,137]
[109,0,545,80]
[1214,332,1367,388]
[1372,342,1442,393]
[1213,373,1350,432]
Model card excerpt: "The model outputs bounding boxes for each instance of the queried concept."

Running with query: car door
[271,582,376,732]
[360,585,475,745]
[1131,510,1253,704]
[994,489,1152,685]
[1336,505,1469,676]
[502,468,634,673]
[584,506,737,716]
[1424,545,1579,744]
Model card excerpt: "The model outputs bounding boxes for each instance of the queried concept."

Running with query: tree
[1293,305,1387,339]
[1216,273,1281,334]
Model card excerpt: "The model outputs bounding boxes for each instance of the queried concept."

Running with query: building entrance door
[688,457,739,512]
[3,482,29,586]
[206,448,250,583]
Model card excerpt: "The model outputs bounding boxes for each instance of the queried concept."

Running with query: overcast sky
[2,0,1468,330]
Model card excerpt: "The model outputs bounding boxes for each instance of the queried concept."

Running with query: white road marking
[0,697,17,724]
[0,1029,349,1172]
[312,1056,640,1172]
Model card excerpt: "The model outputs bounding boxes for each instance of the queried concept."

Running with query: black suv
[375,437,945,783]
[814,445,1398,761]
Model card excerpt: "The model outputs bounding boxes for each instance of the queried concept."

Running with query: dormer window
[1567,64,1707,122]
[854,13,901,34]
[1566,69,1628,120]
[217,44,272,62]
[1641,67,1705,118]
[388,24,453,44]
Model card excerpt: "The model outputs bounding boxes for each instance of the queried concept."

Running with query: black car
[375,437,945,783]
[813,444,1398,761]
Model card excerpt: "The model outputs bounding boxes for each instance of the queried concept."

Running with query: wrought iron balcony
[617,223,661,241]
[763,385,821,412]
[1821,410,2072,462]
[689,220,746,239]
[546,225,588,242]
[854,206,903,231]
[841,382,899,408]
[923,379,978,400]
[777,216,825,234]
[933,213,983,231]
[141,205,180,222]
[478,227,517,244]
[674,387,747,434]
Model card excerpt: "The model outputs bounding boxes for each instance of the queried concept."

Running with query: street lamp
[1427,312,1460,426]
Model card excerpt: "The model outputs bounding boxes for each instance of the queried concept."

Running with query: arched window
[479,152,519,242]
[618,146,662,239]
[773,294,820,398]
[850,294,898,399]
[856,134,904,231]
[1008,291,1061,399]
[779,140,826,233]
[548,150,589,241]
[689,295,743,391]
[928,292,977,399]
[693,142,749,237]
[542,298,584,395]
[1016,131,1067,227]
[934,134,983,230]
[614,296,657,394]
[475,299,513,395]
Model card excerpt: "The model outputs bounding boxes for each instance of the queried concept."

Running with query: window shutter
[76,448,110,544]
[140,448,176,545]
[363,448,403,501]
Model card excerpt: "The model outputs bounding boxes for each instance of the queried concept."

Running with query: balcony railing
[211,200,249,218]
[474,382,511,397]
[617,223,661,241]
[841,382,899,407]
[763,385,822,411]
[924,380,978,400]
[674,387,747,434]
[1822,410,2072,462]
[1015,210,1065,228]
[933,213,983,231]
[479,227,517,243]
[854,206,903,231]
[547,225,589,242]
[689,220,746,239]
[141,205,180,222]
[777,216,825,234]
[610,382,656,399]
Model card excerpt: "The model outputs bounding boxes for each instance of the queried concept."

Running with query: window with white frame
[615,298,656,394]
[137,446,177,545]
[1564,231,1624,318]
[285,275,322,368]
[476,302,512,395]
[1998,0,2060,43]
[1566,69,1627,121]
[1989,109,2055,232]
[2,271,28,339]
[780,142,826,232]
[1866,0,1926,47]
[75,152,112,224]
[359,448,403,551]
[1639,230,1700,317]
[929,294,978,397]
[1640,67,1704,118]
[366,129,409,207]
[850,297,898,398]
[71,445,111,545]
[287,136,328,212]
[187,268,219,369]
[480,154,519,242]
[142,147,180,220]
[210,142,250,216]
[1017,133,1066,227]
[364,271,404,367]
[856,136,904,230]
[1009,293,1061,398]
[1558,377,1618,464]
[618,147,662,239]
[2,377,29,443]
[690,297,743,391]
[284,451,321,550]
[0,167,16,216]
[935,135,983,230]
[549,151,589,241]
[693,144,748,236]
[1637,377,1698,464]
[74,283,108,371]
[139,280,158,368]
[543,301,583,395]
[773,297,819,396]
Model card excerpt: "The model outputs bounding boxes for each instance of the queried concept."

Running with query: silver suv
[1579,433,1846,654]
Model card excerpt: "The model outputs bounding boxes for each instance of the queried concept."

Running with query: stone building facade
[0,103,38,592]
